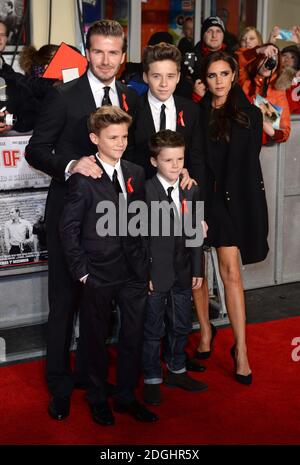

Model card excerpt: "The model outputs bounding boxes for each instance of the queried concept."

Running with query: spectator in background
[239,44,291,144]
[0,21,56,134]
[177,17,194,55]
[216,7,239,52]
[239,27,263,49]
[19,44,59,78]
[177,16,236,100]
[280,45,300,114]
[269,25,300,45]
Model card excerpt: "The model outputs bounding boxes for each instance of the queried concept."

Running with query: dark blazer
[59,159,148,285]
[25,73,138,234]
[131,93,204,198]
[198,85,269,265]
[145,176,204,292]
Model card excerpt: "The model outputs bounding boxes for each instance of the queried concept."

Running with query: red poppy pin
[126,177,134,193]
[181,198,188,214]
[177,110,185,127]
[122,93,129,112]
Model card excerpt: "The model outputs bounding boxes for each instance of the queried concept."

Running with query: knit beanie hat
[201,16,225,39]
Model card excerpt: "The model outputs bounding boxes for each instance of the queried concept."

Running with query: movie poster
[169,0,194,45]
[0,0,30,47]
[0,190,48,274]
[0,135,51,190]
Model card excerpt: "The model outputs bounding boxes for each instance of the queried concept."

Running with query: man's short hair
[149,130,185,159]
[88,106,132,134]
[142,43,182,73]
[85,19,127,53]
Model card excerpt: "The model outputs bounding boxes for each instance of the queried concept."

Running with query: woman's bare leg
[216,246,251,375]
[192,279,212,352]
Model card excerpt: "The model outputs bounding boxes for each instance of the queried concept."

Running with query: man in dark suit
[132,42,204,198]
[25,20,138,420]
[60,106,158,426]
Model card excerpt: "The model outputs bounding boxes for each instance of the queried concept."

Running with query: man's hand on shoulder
[69,155,103,179]
[180,168,197,190]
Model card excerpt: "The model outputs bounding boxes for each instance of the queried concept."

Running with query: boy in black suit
[143,130,208,406]
[132,42,204,197]
[60,106,158,426]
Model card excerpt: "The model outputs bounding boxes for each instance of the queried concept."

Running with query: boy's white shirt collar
[147,90,174,110]
[95,153,121,179]
[157,173,179,191]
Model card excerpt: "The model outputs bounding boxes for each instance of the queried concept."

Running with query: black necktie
[160,103,166,130]
[102,86,112,106]
[167,186,174,203]
[112,169,123,195]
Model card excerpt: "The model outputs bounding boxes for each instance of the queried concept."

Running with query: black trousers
[81,277,148,406]
[45,232,85,398]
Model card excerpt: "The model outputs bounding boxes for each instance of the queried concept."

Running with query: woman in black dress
[191,51,269,384]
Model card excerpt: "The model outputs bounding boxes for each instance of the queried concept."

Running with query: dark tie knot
[102,86,112,106]
[112,169,123,195]
[161,103,166,111]
[167,186,174,203]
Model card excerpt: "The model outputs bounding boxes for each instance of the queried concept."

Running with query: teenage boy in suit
[143,130,208,406]
[132,42,204,198]
[59,106,158,426]
[25,20,138,420]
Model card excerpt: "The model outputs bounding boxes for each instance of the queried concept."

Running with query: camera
[264,56,277,71]
[0,113,16,126]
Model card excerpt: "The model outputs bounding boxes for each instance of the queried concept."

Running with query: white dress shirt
[148,91,177,132]
[157,173,180,214]
[87,69,120,107]
[95,153,127,199]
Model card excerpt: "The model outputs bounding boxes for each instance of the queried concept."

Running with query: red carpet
[1,317,300,445]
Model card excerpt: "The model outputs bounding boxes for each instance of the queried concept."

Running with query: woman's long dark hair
[201,51,250,142]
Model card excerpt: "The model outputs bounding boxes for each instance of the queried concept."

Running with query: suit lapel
[120,160,133,200]
[116,81,131,113]
[94,157,119,203]
[151,176,179,221]
[139,94,156,138]
[174,96,186,136]
[77,73,97,114]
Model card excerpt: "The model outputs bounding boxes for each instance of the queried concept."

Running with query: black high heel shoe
[230,345,252,385]
[195,323,217,360]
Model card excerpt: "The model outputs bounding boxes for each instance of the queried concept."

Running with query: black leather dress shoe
[164,370,208,392]
[48,396,70,420]
[114,400,159,422]
[143,384,161,406]
[90,402,115,426]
